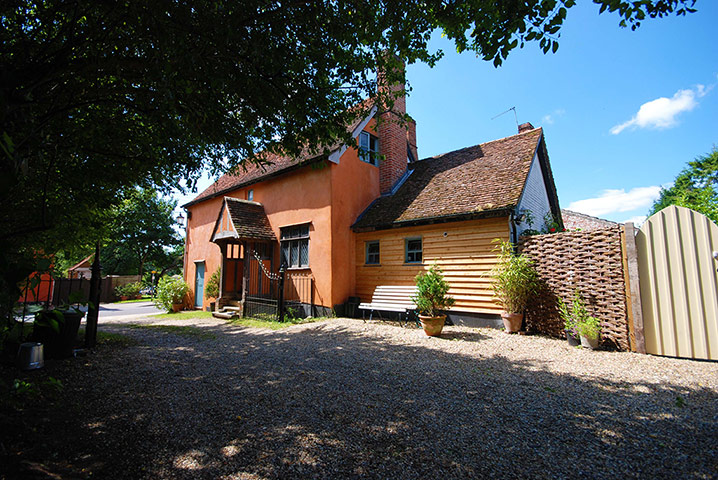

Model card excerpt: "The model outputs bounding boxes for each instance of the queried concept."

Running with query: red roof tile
[353,128,543,230]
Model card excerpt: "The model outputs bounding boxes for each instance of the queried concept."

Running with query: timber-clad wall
[518,227,631,350]
[355,217,510,314]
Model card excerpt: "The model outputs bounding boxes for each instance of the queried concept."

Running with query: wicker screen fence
[518,226,631,350]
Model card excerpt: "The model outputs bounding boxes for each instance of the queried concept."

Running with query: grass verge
[229,315,324,330]
[149,310,213,320]
[115,296,153,304]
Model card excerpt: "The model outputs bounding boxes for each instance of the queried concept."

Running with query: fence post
[85,242,102,349]
[277,262,286,322]
[622,223,646,354]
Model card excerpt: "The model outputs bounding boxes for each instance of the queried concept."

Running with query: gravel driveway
[4,317,717,479]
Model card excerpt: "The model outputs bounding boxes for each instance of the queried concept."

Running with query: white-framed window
[365,240,380,265]
[247,189,254,201]
[280,224,310,268]
[359,131,379,166]
[405,237,422,264]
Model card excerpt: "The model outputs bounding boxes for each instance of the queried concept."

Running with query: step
[223,306,241,312]
[212,311,236,320]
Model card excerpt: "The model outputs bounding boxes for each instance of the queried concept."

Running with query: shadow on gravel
[2,320,717,479]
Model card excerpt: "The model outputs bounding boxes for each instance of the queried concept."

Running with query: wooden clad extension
[355,217,510,314]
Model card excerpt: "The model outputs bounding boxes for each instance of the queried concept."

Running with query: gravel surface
[5,317,718,479]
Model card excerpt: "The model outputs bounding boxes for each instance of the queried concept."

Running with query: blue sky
[174,2,717,225]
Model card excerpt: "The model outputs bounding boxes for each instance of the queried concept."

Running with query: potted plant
[154,275,190,313]
[576,315,601,349]
[557,290,585,346]
[204,269,221,311]
[31,291,87,359]
[490,240,539,333]
[114,284,129,301]
[412,265,455,336]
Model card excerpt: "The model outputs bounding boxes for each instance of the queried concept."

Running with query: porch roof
[212,197,276,243]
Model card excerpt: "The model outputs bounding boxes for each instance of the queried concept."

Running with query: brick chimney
[377,58,411,194]
[518,122,535,133]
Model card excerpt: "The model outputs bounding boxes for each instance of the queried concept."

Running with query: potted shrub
[32,296,86,359]
[491,240,539,333]
[557,290,586,346]
[576,315,601,349]
[114,284,129,301]
[412,265,455,336]
[154,275,190,313]
[204,269,220,311]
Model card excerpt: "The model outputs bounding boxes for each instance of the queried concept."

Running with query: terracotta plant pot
[172,303,183,313]
[419,315,446,337]
[501,312,523,333]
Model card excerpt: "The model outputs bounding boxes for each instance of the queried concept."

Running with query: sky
[173,2,717,226]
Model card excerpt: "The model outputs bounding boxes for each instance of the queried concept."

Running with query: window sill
[364,263,381,267]
[404,262,423,266]
[286,266,310,271]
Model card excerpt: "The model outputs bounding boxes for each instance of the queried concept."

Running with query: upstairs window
[365,241,380,265]
[359,131,379,166]
[247,189,254,201]
[405,237,422,264]
[280,224,310,268]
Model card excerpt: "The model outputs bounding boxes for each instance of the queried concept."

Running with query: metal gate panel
[636,206,718,360]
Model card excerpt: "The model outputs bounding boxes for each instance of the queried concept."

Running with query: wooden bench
[359,285,418,327]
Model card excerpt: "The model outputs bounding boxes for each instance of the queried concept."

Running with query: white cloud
[610,85,707,134]
[542,109,565,125]
[568,186,662,217]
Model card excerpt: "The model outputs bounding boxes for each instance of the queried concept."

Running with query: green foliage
[558,290,589,333]
[115,282,142,299]
[559,290,601,339]
[153,275,190,312]
[413,264,455,317]
[649,148,718,223]
[204,270,221,300]
[575,315,601,341]
[101,188,181,277]
[491,240,539,314]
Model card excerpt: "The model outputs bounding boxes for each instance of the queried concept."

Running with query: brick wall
[518,227,631,350]
[377,60,408,194]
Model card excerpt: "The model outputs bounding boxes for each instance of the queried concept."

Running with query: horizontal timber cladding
[355,217,510,314]
[518,226,631,350]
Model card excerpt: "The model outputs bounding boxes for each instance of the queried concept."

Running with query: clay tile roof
[353,128,543,231]
[222,198,276,242]
[185,108,372,207]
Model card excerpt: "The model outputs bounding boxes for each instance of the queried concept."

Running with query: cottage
[182,75,561,326]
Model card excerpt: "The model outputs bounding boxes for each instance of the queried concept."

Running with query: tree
[101,188,181,279]
[0,0,697,319]
[649,147,718,223]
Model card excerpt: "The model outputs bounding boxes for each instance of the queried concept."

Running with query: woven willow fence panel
[518,227,630,350]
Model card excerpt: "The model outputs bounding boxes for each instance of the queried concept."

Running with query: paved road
[98,300,163,319]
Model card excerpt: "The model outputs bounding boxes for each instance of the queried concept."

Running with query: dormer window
[359,131,379,166]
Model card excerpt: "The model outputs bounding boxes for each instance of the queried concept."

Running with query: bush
[204,269,220,299]
[154,275,190,312]
[491,240,539,314]
[114,281,142,299]
[413,264,455,317]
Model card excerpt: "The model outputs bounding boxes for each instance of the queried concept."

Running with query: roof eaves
[352,207,514,233]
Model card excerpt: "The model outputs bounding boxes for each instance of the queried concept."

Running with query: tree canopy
[649,147,718,223]
[0,0,698,318]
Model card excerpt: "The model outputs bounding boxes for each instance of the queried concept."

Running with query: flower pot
[172,303,183,313]
[565,329,580,346]
[32,310,84,359]
[120,296,129,301]
[580,335,600,350]
[501,312,523,333]
[419,315,446,336]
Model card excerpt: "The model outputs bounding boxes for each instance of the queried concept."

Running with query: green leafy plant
[204,270,220,300]
[412,264,455,317]
[558,290,600,340]
[576,315,601,340]
[491,240,539,314]
[153,275,190,312]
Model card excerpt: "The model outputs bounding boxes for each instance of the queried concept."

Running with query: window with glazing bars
[405,237,422,263]
[365,240,380,264]
[280,224,310,268]
[359,131,379,166]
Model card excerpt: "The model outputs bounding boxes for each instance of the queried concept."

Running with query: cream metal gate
[636,205,718,360]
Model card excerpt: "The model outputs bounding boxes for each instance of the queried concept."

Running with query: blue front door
[195,262,205,308]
